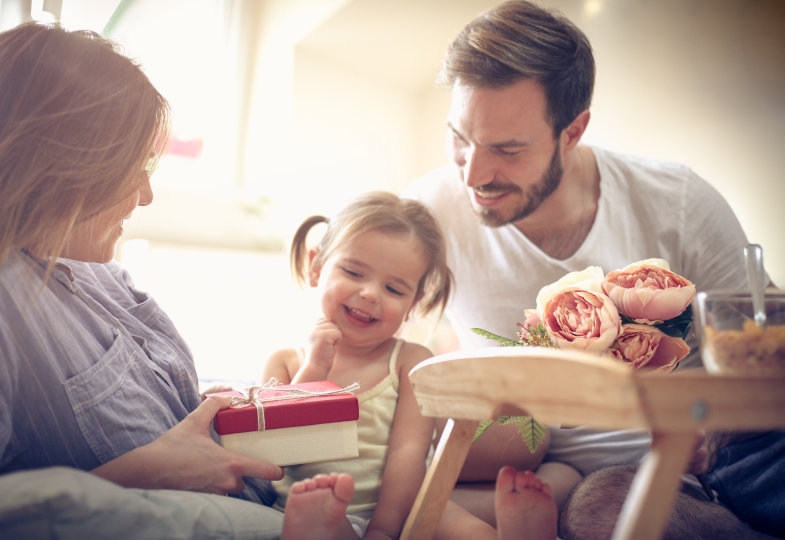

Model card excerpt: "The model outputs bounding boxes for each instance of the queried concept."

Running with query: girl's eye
[342,267,360,277]
[386,285,404,296]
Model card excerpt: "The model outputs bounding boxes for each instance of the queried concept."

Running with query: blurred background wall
[3,0,783,382]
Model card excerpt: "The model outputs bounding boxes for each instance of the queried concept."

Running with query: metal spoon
[744,243,767,327]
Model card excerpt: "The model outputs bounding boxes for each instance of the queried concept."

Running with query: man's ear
[307,248,321,287]
[561,109,590,152]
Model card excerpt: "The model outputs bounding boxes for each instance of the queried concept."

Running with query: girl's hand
[297,317,342,382]
[92,395,284,494]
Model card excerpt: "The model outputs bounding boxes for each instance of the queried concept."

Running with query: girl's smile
[344,305,376,326]
[312,229,428,349]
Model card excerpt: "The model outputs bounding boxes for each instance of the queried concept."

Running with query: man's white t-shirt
[406,146,755,474]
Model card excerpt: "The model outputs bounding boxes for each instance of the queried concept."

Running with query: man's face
[447,78,563,227]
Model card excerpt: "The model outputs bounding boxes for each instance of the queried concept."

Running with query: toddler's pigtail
[289,215,328,287]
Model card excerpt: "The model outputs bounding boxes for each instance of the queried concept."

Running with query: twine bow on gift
[228,378,360,431]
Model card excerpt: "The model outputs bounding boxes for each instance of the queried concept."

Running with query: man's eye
[450,130,467,145]
[497,147,522,156]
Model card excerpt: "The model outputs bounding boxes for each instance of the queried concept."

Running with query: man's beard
[470,145,563,228]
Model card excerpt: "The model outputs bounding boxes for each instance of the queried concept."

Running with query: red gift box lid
[210,381,360,435]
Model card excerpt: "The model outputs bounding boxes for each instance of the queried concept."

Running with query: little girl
[265,191,558,540]
[263,191,450,539]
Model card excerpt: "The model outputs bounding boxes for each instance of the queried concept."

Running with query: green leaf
[619,306,694,340]
[470,328,521,347]
[517,417,548,454]
[472,415,547,453]
[469,327,552,452]
[517,322,556,348]
[472,420,495,441]
[658,305,694,339]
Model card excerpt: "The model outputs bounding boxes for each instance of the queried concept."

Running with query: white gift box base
[220,420,359,467]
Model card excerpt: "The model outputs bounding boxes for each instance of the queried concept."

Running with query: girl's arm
[261,317,342,385]
[292,317,342,383]
[363,342,434,540]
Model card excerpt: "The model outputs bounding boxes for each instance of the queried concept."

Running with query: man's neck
[514,145,600,260]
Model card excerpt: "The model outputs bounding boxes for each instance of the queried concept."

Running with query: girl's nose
[359,284,379,302]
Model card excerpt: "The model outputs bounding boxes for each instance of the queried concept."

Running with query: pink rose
[522,308,541,331]
[610,323,690,372]
[541,288,621,353]
[602,259,696,324]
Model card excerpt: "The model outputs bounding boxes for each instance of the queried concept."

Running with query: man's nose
[461,146,493,189]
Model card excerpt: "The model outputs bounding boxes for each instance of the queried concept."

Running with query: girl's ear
[307,248,321,287]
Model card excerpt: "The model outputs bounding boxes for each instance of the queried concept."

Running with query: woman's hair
[439,0,595,136]
[290,191,452,318]
[0,23,170,265]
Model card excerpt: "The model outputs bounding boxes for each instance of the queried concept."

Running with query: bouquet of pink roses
[474,258,696,372]
[471,258,696,451]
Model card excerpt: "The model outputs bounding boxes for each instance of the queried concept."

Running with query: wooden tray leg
[400,418,478,540]
[612,431,697,540]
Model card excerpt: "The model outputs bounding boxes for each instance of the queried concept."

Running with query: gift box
[209,380,360,466]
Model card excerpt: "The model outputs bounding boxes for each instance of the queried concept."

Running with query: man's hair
[0,23,170,265]
[290,191,452,318]
[440,0,595,135]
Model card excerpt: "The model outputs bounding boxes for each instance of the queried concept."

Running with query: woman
[0,22,282,510]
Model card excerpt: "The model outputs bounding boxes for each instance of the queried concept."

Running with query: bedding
[0,467,283,539]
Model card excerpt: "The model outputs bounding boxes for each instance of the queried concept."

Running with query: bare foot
[495,466,558,540]
[282,473,356,540]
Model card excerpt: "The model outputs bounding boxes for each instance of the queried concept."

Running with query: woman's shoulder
[0,251,39,290]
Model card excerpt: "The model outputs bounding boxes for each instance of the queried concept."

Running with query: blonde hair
[290,191,452,317]
[0,23,170,266]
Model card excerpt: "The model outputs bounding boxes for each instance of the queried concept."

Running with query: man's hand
[685,431,713,475]
[685,430,742,475]
[93,395,284,494]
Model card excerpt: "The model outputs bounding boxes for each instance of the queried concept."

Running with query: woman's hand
[92,395,283,494]
[294,317,342,383]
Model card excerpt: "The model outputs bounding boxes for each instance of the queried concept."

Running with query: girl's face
[61,173,153,262]
[311,229,428,349]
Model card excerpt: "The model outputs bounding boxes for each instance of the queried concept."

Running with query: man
[406,1,780,538]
